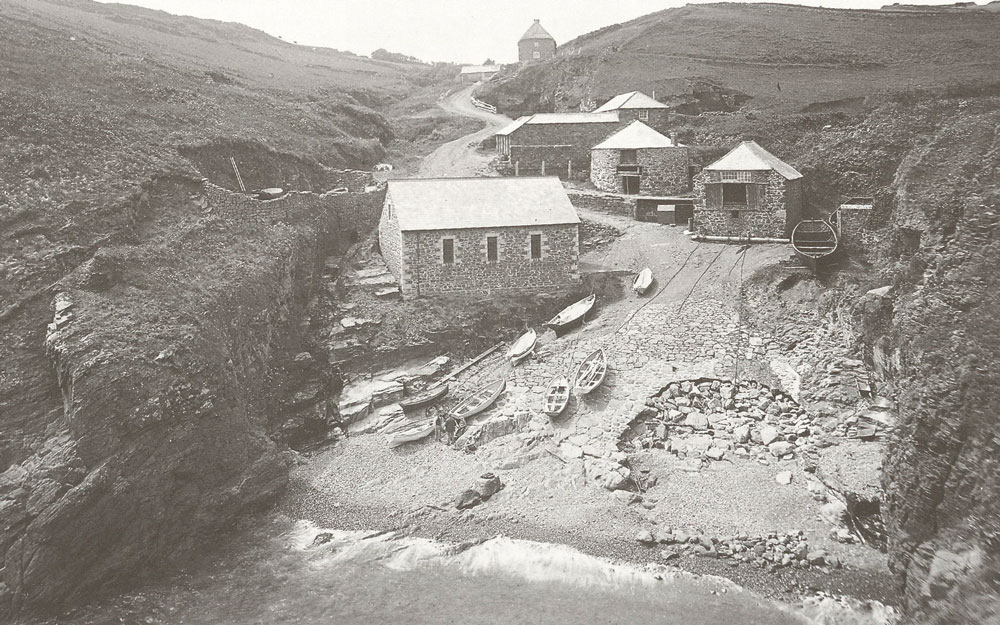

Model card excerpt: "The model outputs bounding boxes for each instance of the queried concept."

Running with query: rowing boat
[543,376,571,417]
[573,349,607,395]
[398,383,449,411]
[633,267,653,295]
[545,294,595,337]
[506,328,537,365]
[450,378,506,420]
[791,219,839,271]
[385,418,435,448]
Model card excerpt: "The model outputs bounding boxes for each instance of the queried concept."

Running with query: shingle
[594,91,669,113]
[592,121,681,150]
[387,177,580,232]
[703,141,803,180]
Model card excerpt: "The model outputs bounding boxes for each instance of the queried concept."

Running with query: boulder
[705,448,726,461]
[758,425,781,446]
[455,490,482,509]
[734,424,751,444]
[807,550,828,565]
[684,412,710,430]
[636,530,656,545]
[775,471,792,485]
[768,441,795,457]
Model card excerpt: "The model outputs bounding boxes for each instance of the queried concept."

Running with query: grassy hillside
[478,2,1000,115]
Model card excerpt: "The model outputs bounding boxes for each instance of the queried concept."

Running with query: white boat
[543,376,571,417]
[506,328,537,365]
[450,378,506,420]
[573,349,608,395]
[385,418,435,448]
[546,294,595,337]
[633,268,653,295]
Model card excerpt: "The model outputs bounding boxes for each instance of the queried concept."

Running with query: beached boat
[545,294,595,337]
[254,187,285,200]
[791,220,839,270]
[506,328,537,365]
[543,376,571,418]
[632,268,653,296]
[573,349,608,395]
[450,378,506,420]
[385,418,436,448]
[398,383,449,411]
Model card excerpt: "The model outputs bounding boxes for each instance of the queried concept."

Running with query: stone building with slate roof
[594,91,671,134]
[590,121,690,195]
[495,112,620,177]
[378,177,581,298]
[518,19,556,63]
[693,141,803,238]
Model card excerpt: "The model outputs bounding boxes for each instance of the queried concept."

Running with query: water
[37,519,873,625]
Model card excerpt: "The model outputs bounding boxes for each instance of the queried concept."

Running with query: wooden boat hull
[399,384,449,411]
[543,377,571,417]
[574,349,608,395]
[633,268,653,295]
[791,220,839,270]
[545,294,595,337]
[450,379,506,420]
[507,329,537,365]
[386,418,435,447]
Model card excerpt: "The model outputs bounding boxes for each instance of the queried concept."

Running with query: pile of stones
[636,528,842,570]
[622,378,821,462]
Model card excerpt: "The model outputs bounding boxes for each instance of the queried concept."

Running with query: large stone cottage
[594,91,671,134]
[693,141,803,238]
[378,177,581,298]
[590,121,690,195]
[518,20,556,63]
[495,112,620,177]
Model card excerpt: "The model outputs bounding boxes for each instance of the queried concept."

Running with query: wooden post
[567,160,572,179]
[541,160,546,176]
[515,160,519,176]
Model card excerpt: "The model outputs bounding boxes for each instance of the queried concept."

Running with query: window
[530,234,542,259]
[486,236,498,262]
[534,41,539,48]
[721,171,752,182]
[638,110,649,121]
[532,51,540,59]
[442,238,454,264]
[731,210,741,219]
[722,184,747,205]
[620,149,637,164]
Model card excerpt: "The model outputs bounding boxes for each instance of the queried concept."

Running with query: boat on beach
[632,268,653,295]
[573,349,608,395]
[450,378,506,420]
[543,376,571,417]
[398,383,449,411]
[506,328,537,365]
[385,418,436,448]
[545,294,595,337]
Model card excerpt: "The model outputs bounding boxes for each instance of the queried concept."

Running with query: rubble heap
[622,378,823,462]
[636,528,844,570]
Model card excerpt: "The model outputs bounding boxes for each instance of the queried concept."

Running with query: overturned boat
[507,328,537,365]
[632,268,653,296]
[791,219,838,270]
[546,294,595,337]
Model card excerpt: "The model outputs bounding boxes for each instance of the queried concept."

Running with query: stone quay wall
[396,224,580,298]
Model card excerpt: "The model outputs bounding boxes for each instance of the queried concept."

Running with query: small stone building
[590,121,690,195]
[518,20,556,63]
[594,91,671,134]
[459,64,500,83]
[378,177,581,298]
[693,141,803,238]
[499,112,620,176]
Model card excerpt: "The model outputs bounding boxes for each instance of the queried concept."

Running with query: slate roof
[495,116,531,136]
[703,141,803,180]
[593,91,669,113]
[592,121,682,150]
[461,65,501,74]
[387,177,580,232]
[520,20,555,41]
[525,112,619,125]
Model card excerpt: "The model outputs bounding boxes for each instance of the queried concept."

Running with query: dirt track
[417,85,512,178]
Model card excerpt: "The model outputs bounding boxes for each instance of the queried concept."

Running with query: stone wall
[508,121,620,176]
[693,170,799,238]
[616,109,672,135]
[567,191,636,219]
[396,224,580,298]
[519,39,556,63]
[837,206,878,250]
[378,194,403,282]
[590,147,690,195]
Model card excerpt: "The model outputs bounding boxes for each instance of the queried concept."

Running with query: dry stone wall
[567,191,636,218]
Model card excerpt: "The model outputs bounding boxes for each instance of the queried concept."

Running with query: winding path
[418,85,512,178]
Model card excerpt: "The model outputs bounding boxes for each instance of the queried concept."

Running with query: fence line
[470,96,497,114]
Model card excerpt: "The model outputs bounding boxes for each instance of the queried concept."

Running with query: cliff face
[857,100,1000,622]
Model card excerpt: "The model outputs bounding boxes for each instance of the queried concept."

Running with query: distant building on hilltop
[459,64,501,83]
[590,121,690,195]
[594,91,671,134]
[378,177,580,298]
[518,19,556,63]
[693,141,803,239]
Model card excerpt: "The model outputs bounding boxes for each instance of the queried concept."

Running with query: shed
[590,121,690,195]
[501,112,621,177]
[594,91,671,132]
